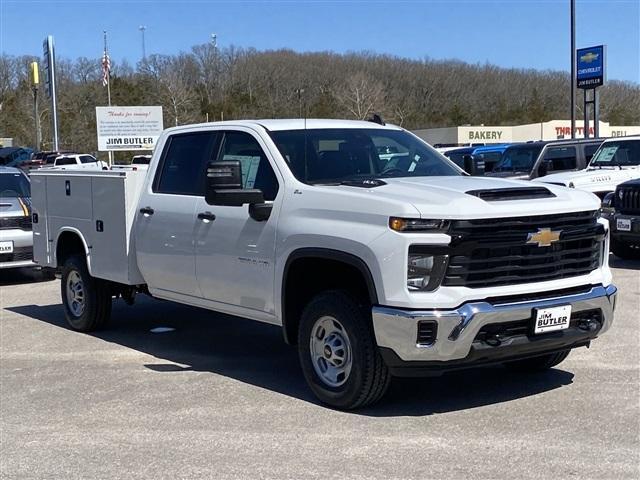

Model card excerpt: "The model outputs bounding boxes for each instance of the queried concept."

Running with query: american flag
[101,51,111,87]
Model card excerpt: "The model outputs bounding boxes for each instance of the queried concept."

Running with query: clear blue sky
[1,0,639,83]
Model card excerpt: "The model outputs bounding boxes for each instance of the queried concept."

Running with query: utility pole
[570,0,576,138]
[139,25,147,61]
[30,62,41,151]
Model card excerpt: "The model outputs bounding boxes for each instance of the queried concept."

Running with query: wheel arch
[281,248,379,345]
[55,228,92,274]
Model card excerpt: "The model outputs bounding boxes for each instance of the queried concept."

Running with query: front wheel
[504,350,570,372]
[298,290,390,409]
[61,254,112,331]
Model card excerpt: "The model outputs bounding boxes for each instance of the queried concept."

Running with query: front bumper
[0,228,34,269]
[372,284,617,372]
[609,213,640,243]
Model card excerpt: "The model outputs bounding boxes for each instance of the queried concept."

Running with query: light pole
[139,25,147,60]
[570,0,576,138]
[30,62,41,150]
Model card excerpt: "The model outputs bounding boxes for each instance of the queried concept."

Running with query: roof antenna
[368,113,385,126]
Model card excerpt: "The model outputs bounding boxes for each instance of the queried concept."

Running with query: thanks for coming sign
[96,106,164,151]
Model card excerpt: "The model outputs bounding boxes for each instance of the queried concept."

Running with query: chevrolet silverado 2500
[31,119,617,409]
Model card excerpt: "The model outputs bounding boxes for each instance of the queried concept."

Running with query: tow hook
[485,335,502,347]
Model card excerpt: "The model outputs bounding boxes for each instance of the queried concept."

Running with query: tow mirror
[205,160,264,207]
[601,192,615,215]
[463,154,484,176]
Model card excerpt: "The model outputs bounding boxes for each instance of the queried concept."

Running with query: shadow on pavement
[8,296,574,416]
[0,267,54,286]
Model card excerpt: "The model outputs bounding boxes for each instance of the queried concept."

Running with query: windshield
[269,128,461,184]
[0,173,30,198]
[589,140,640,167]
[493,145,543,173]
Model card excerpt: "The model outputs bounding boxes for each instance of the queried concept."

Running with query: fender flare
[281,247,379,344]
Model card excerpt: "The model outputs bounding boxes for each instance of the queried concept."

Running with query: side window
[216,131,279,201]
[544,146,577,171]
[56,157,76,166]
[155,131,218,195]
[584,144,600,163]
[80,155,96,164]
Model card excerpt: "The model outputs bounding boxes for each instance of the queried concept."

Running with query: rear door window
[543,146,577,171]
[56,157,77,166]
[154,132,219,195]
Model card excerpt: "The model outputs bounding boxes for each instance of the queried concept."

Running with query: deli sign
[576,45,605,89]
[96,106,163,151]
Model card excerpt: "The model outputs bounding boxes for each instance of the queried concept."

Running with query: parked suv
[0,166,34,269]
[486,139,603,181]
[535,136,640,199]
[602,178,640,259]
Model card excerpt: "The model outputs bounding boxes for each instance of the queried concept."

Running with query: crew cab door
[193,129,282,320]
[135,130,220,298]
[533,146,578,179]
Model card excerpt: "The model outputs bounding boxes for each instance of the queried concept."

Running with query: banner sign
[577,45,605,89]
[96,106,164,151]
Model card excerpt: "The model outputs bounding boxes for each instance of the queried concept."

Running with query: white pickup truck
[534,136,640,197]
[41,154,109,171]
[31,119,617,409]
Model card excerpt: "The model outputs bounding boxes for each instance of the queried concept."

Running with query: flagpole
[103,31,113,166]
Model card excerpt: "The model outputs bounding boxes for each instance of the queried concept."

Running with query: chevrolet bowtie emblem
[527,228,561,247]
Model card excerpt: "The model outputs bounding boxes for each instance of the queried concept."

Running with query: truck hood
[533,166,640,192]
[335,176,600,219]
[0,196,31,217]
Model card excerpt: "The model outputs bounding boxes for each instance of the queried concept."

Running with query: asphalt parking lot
[1,260,638,480]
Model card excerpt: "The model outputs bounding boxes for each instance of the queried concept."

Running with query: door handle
[197,211,216,222]
[139,206,154,216]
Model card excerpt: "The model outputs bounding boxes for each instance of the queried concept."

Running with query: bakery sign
[96,106,164,151]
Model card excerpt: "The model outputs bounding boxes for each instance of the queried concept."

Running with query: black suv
[602,179,640,259]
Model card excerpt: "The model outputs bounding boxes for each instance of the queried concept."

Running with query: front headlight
[389,217,449,232]
[407,247,447,291]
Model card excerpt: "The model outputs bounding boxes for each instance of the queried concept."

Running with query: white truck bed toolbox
[31,170,146,285]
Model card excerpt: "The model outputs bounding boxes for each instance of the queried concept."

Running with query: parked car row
[442,136,640,199]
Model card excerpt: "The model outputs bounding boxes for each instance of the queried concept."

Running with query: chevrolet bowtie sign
[527,228,562,248]
[577,45,606,89]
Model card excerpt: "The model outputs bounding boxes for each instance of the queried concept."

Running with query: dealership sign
[96,106,163,151]
[576,45,605,89]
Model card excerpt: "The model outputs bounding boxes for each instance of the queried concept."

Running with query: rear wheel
[611,239,640,260]
[298,290,390,409]
[504,350,570,372]
[61,254,112,331]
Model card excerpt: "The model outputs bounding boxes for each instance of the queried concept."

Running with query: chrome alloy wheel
[66,270,86,317]
[309,316,353,387]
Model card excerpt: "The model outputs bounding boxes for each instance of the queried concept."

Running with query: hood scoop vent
[466,186,556,202]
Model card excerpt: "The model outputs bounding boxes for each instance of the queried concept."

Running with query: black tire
[504,350,571,373]
[298,290,390,409]
[61,254,112,332]
[611,239,640,260]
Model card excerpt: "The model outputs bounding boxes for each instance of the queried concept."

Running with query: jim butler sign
[96,106,164,151]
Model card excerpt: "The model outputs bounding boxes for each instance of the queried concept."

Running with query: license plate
[534,305,572,334]
[617,218,632,232]
[0,241,14,253]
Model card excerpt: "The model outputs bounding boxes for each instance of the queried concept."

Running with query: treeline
[1,44,639,155]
